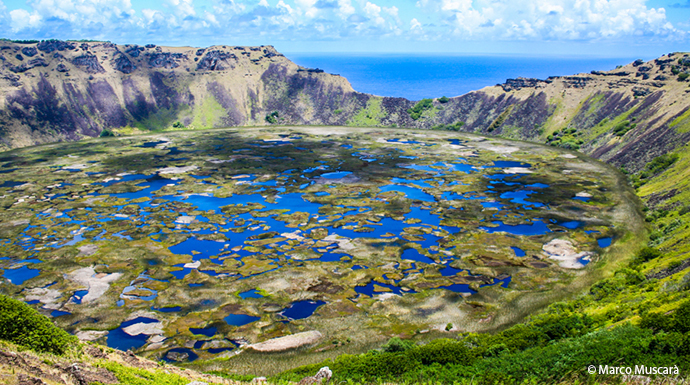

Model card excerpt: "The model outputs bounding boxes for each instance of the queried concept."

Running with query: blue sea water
[286,54,637,100]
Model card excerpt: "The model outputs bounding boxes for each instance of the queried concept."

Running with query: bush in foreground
[0,294,77,355]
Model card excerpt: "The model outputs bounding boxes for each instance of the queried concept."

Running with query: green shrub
[438,96,450,103]
[645,153,679,175]
[407,99,434,120]
[410,338,475,366]
[0,294,77,355]
[630,247,662,268]
[613,120,635,136]
[557,139,580,150]
[679,72,690,81]
[99,129,115,137]
[265,111,279,124]
[172,121,184,129]
[382,336,415,353]
[673,300,690,333]
[432,121,464,131]
[641,300,690,334]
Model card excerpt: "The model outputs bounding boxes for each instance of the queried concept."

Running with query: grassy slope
[0,339,239,385]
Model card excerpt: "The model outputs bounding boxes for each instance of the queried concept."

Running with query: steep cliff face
[1,40,690,174]
[438,56,690,173]
[0,40,364,150]
[361,53,690,173]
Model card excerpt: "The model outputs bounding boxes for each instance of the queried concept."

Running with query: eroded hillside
[2,40,690,177]
[0,40,361,150]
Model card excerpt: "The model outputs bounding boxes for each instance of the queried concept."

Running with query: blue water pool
[239,289,264,299]
[511,246,526,257]
[597,237,612,248]
[224,313,260,326]
[279,300,326,320]
[190,326,217,337]
[107,317,159,352]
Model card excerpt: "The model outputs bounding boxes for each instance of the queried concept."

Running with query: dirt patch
[122,322,164,336]
[542,239,592,269]
[68,267,122,303]
[158,165,197,174]
[247,331,323,352]
[307,280,343,294]
[78,244,98,256]
[76,330,108,341]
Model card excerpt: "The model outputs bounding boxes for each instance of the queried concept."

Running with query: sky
[0,0,688,56]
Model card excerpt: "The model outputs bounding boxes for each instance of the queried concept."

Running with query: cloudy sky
[0,0,688,56]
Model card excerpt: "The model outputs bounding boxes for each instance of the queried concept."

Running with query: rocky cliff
[1,39,690,173]
[0,40,362,150]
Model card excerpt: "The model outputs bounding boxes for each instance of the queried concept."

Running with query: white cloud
[0,0,682,49]
[410,17,422,31]
[168,0,196,18]
[9,9,42,32]
[337,0,355,18]
[416,0,679,41]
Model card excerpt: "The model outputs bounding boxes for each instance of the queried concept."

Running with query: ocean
[285,54,640,101]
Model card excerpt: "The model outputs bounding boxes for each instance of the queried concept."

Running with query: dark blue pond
[355,281,406,296]
[71,290,89,304]
[386,138,426,145]
[572,196,591,202]
[321,171,352,179]
[239,289,264,299]
[597,237,612,248]
[3,265,41,285]
[279,300,326,320]
[480,220,551,236]
[559,220,584,229]
[489,160,532,168]
[500,190,544,207]
[0,180,26,188]
[51,310,71,317]
[169,238,226,259]
[139,140,168,148]
[107,317,159,352]
[439,265,464,276]
[152,306,181,313]
[317,252,349,262]
[391,177,436,189]
[438,283,477,294]
[481,201,504,209]
[401,248,436,264]
[511,246,526,257]
[224,313,260,326]
[190,326,217,337]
